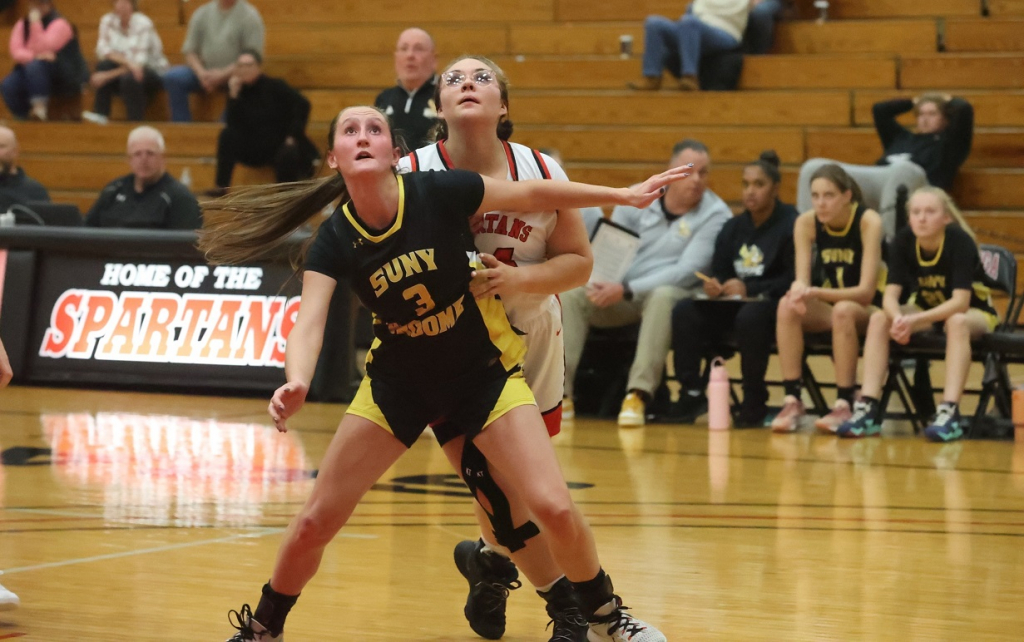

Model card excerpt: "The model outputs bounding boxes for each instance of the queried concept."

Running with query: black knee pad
[461,441,540,552]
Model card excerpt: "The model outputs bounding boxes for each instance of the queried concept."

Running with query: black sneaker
[662,392,707,423]
[226,604,281,641]
[453,539,522,639]
[538,577,589,642]
[734,403,769,429]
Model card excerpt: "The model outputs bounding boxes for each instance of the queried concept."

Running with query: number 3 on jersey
[494,247,518,267]
[403,284,436,317]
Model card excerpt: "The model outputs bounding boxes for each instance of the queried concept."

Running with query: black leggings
[671,298,777,409]
[215,127,309,188]
[92,59,162,121]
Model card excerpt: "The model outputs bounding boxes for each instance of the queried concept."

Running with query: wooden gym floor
[1,386,1023,640]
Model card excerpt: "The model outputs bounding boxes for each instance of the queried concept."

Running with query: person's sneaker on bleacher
[815,399,852,434]
[453,539,521,639]
[617,392,646,427]
[836,398,881,439]
[923,402,964,442]
[770,395,805,433]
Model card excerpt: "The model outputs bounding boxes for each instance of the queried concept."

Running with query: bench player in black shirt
[773,164,885,433]
[837,187,997,442]
[200,106,685,642]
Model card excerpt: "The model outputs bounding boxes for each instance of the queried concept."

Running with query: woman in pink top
[1,0,88,120]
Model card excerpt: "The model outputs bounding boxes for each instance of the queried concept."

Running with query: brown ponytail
[198,107,396,266]
[197,174,349,266]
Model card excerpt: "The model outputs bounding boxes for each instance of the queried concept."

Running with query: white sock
[536,575,564,594]
[480,540,510,559]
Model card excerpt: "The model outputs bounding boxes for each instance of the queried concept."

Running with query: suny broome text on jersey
[399,140,562,326]
[304,170,525,382]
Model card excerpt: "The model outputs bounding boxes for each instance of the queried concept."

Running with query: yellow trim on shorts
[482,370,536,431]
[981,310,999,332]
[345,375,393,435]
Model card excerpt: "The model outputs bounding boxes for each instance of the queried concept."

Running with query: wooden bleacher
[0,0,1022,274]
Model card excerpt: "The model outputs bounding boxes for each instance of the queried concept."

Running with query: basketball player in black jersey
[200,106,684,642]
[773,164,885,434]
[838,187,998,442]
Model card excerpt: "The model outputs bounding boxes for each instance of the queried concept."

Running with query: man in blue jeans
[162,0,264,122]
[629,0,784,91]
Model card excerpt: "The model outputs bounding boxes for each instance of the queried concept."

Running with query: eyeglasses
[441,69,495,87]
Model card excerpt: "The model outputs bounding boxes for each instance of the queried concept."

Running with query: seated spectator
[82,0,168,123]
[561,140,732,426]
[163,0,264,122]
[1,0,89,121]
[669,151,798,427]
[628,0,750,91]
[744,0,786,54]
[771,164,884,434]
[85,126,201,229]
[0,126,50,208]
[798,94,974,240]
[374,28,438,150]
[837,188,997,442]
[212,50,318,193]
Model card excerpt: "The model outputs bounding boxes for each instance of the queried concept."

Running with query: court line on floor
[1,527,284,574]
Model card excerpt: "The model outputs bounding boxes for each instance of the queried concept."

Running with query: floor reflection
[42,412,311,527]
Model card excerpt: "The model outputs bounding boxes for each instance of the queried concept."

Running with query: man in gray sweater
[562,139,732,426]
[162,0,264,122]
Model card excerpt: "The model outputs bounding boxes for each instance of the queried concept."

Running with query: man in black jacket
[0,126,50,209]
[85,126,201,229]
[213,50,317,191]
[796,94,973,240]
[374,28,438,150]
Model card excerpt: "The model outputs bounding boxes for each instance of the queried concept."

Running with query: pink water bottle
[706,357,731,430]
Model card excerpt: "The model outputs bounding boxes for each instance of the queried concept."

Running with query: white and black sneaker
[0,581,19,611]
[588,596,666,642]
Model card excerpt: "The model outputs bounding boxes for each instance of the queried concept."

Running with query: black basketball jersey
[813,203,872,290]
[305,170,525,383]
[888,224,997,316]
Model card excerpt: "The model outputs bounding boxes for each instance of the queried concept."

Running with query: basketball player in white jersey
[398,56,665,642]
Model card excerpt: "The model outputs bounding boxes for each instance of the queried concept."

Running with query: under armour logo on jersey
[352,238,365,248]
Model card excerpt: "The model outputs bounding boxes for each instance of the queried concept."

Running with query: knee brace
[461,441,540,552]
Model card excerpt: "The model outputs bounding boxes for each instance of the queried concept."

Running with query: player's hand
[703,277,723,298]
[890,314,913,345]
[470,252,521,300]
[586,281,624,308]
[780,288,807,316]
[268,381,309,432]
[619,165,692,208]
[721,279,747,298]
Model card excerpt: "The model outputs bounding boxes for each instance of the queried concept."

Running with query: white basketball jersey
[397,140,563,326]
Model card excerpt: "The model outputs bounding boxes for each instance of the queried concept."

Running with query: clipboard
[588,217,640,284]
